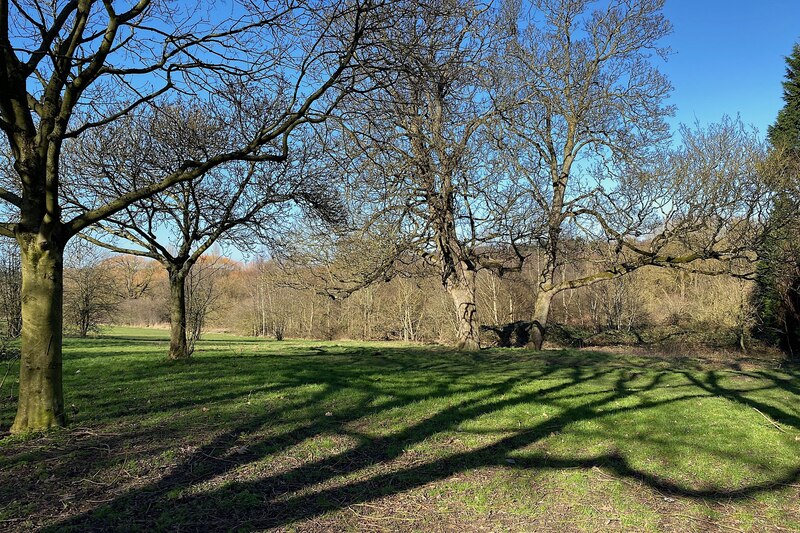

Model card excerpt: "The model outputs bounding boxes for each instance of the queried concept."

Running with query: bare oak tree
[326,0,522,349]
[500,0,766,348]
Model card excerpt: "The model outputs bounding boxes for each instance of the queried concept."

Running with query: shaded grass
[0,326,798,531]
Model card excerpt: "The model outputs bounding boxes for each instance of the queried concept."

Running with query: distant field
[1,327,798,531]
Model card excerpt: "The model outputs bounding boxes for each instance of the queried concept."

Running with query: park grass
[0,327,799,532]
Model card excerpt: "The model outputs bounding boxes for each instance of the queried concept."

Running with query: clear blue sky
[661,1,800,135]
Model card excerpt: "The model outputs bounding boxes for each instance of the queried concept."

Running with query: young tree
[0,0,378,432]
[184,255,231,354]
[63,241,117,337]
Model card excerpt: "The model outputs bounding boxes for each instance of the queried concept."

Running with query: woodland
[0,0,799,530]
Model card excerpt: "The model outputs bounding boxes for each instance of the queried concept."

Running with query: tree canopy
[768,42,800,150]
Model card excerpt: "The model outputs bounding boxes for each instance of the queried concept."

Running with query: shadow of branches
[1,344,797,532]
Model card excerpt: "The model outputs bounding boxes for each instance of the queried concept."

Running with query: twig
[69,427,121,437]
[200,451,237,463]
[751,407,787,433]
[348,507,415,522]
[672,513,744,533]
[591,466,637,487]
[76,478,107,486]
[0,358,13,393]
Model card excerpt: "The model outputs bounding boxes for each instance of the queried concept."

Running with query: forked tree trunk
[11,234,65,433]
[447,266,479,351]
[529,290,554,351]
[168,269,189,360]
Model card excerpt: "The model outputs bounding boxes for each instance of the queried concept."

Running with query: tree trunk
[11,235,65,433]
[168,269,189,360]
[529,290,554,351]
[447,267,479,351]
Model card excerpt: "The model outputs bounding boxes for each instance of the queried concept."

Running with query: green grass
[1,326,799,531]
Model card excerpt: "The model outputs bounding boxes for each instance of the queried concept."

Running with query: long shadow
[162,369,797,530]
[1,355,470,489]
[755,368,800,396]
[7,345,797,532]
[41,361,569,530]
[17,351,537,524]
[682,370,800,430]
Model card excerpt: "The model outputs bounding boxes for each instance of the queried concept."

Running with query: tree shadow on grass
[3,345,798,531]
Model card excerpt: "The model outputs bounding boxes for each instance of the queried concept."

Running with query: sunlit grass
[0,327,798,531]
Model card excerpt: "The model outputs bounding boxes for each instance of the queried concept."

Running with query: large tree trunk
[11,235,65,433]
[168,269,189,360]
[447,265,479,351]
[529,290,554,351]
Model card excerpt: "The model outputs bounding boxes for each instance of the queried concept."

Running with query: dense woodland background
[0,239,758,351]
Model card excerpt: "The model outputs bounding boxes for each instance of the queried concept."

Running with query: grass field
[1,327,799,532]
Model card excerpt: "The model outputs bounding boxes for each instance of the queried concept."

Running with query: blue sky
[661,1,800,134]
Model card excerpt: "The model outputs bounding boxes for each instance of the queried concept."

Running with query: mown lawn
[0,327,799,532]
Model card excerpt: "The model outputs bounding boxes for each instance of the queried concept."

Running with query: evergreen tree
[768,43,800,149]
[756,42,800,357]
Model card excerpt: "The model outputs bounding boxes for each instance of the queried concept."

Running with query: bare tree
[63,240,117,337]
[73,103,343,359]
[0,239,20,338]
[498,0,766,348]
[185,255,230,354]
[107,254,155,301]
[0,0,379,431]
[250,259,305,340]
[318,0,523,350]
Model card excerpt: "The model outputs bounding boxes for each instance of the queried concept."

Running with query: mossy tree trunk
[11,233,65,433]
[168,267,190,360]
